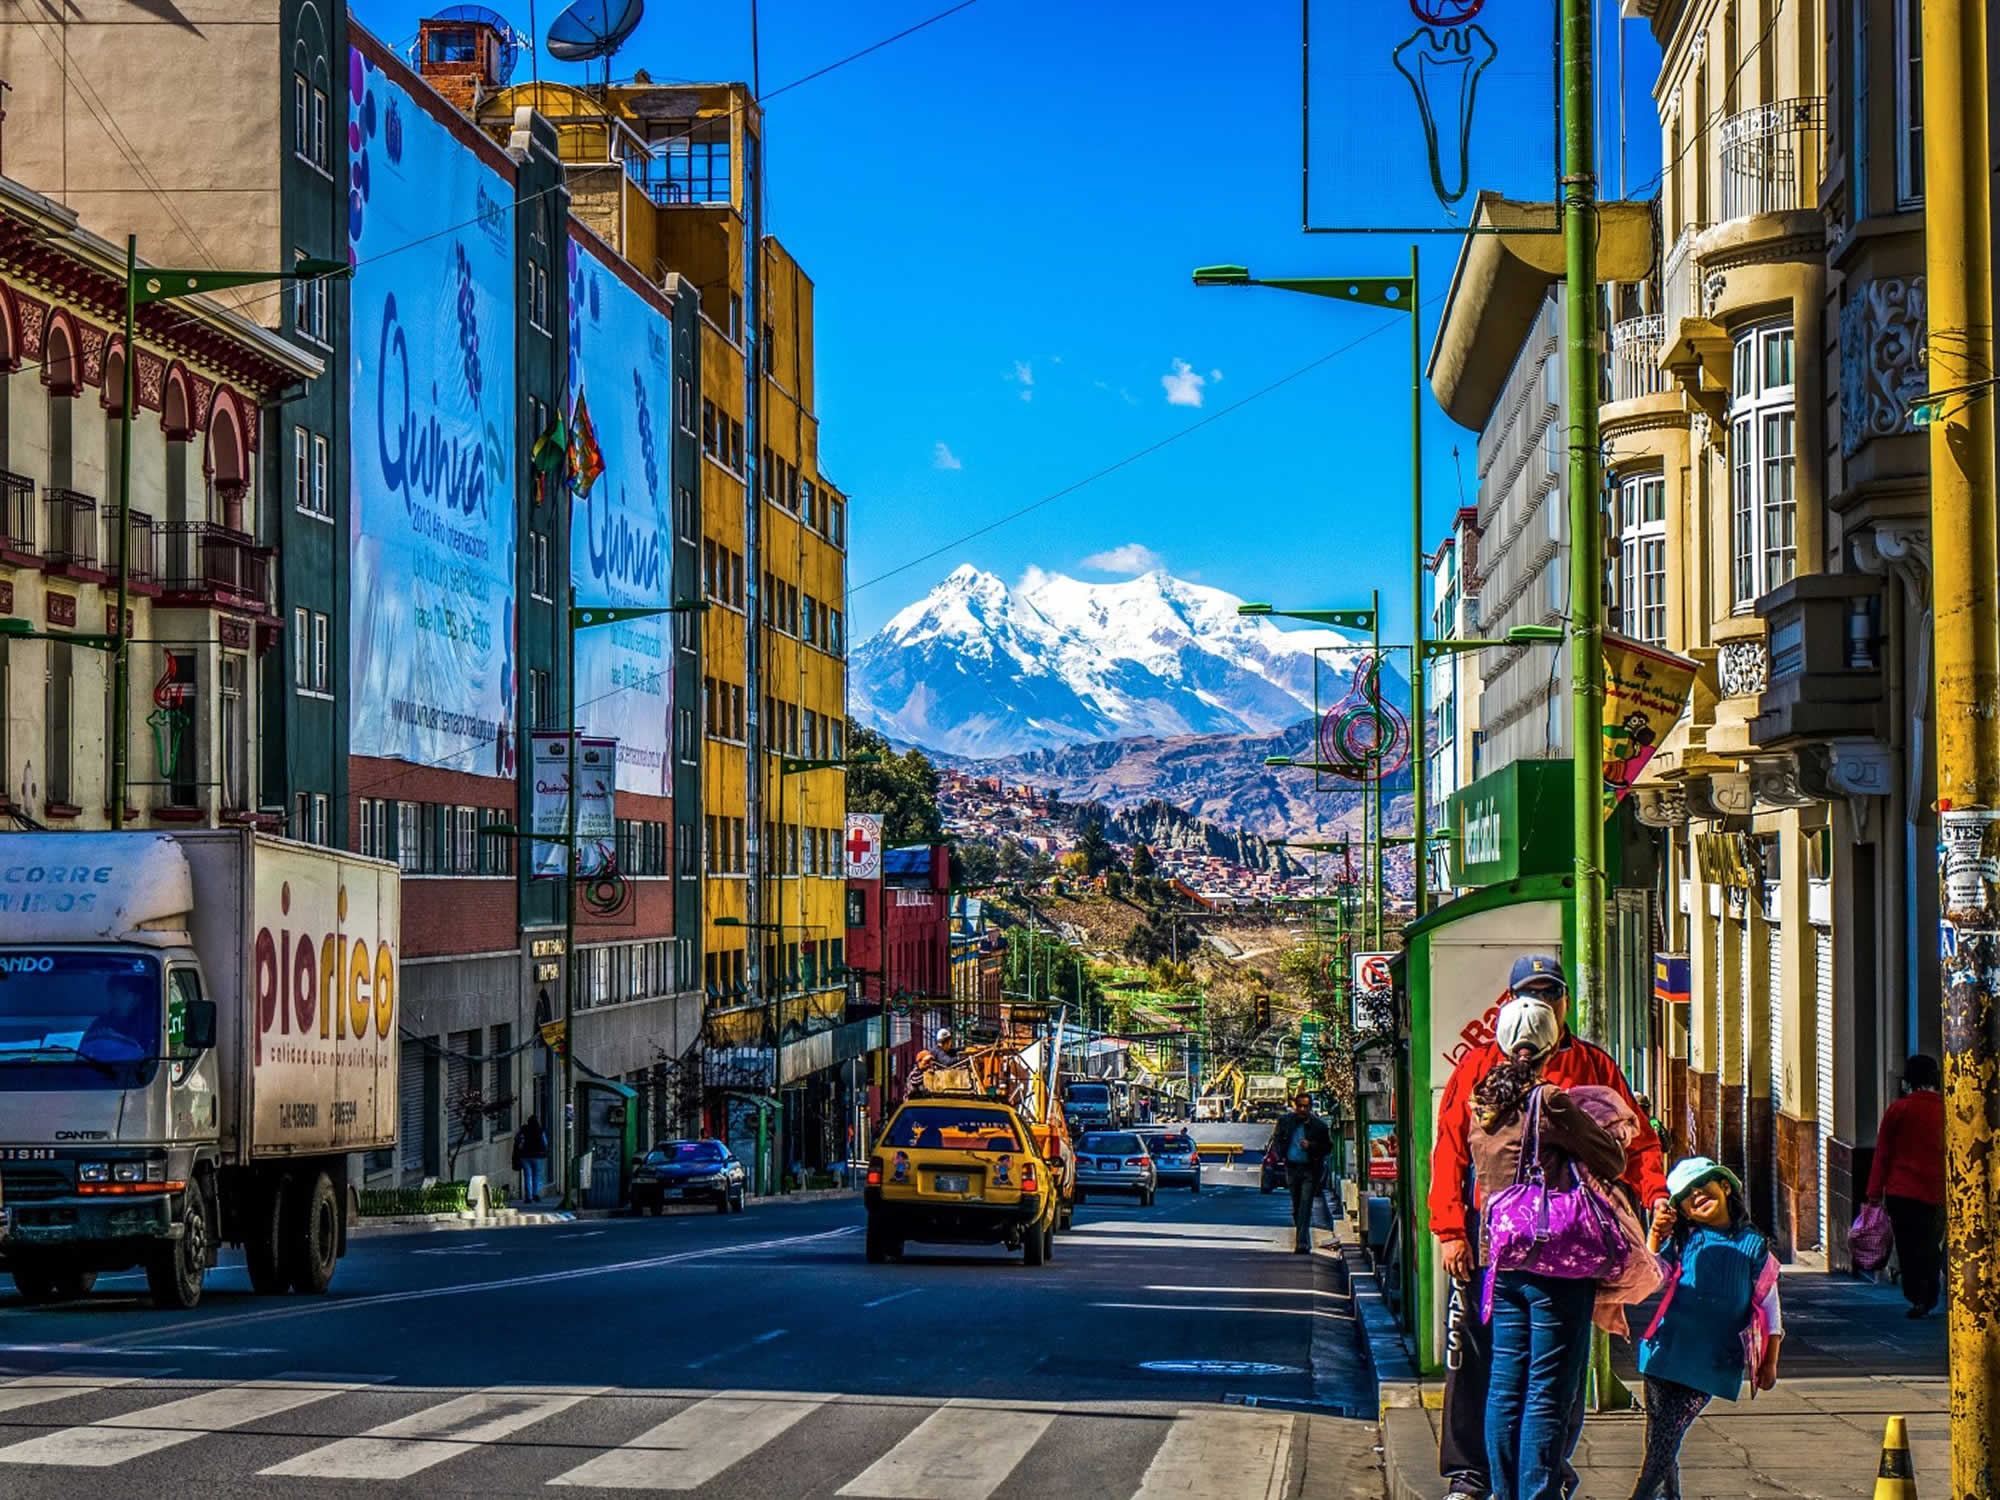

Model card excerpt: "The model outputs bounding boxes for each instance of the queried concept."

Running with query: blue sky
[354,1,1662,642]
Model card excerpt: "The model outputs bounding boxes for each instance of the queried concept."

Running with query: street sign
[1299,1019,1321,1066]
[1352,951,1396,1032]
[539,1020,567,1052]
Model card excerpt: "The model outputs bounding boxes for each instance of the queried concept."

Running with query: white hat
[1494,995,1561,1061]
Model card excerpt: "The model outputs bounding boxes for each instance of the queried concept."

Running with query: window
[294,610,329,695]
[312,84,328,172]
[294,426,309,511]
[1728,322,1798,608]
[728,419,745,475]
[1852,0,1872,213]
[489,1025,514,1135]
[1895,0,1923,206]
[451,806,479,873]
[295,793,330,846]
[293,254,329,344]
[359,797,389,859]
[701,399,718,459]
[528,667,552,730]
[312,611,329,694]
[676,374,695,433]
[398,802,422,872]
[312,434,329,516]
[1617,473,1668,646]
[221,652,248,809]
[728,291,744,345]
[44,641,72,810]
[293,75,329,171]
[530,531,552,601]
[676,485,696,542]
[829,495,846,547]
[528,261,550,334]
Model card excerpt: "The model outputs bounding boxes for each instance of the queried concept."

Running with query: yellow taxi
[863,1093,1059,1266]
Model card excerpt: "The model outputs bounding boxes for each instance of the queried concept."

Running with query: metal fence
[1720,97,1825,220]
[1609,314,1668,401]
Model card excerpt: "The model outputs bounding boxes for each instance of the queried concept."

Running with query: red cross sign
[844,813,883,879]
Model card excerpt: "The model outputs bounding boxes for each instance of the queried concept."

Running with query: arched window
[44,320,78,490]
[207,393,249,534]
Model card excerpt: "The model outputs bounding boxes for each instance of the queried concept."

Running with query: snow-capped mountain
[851,565,1391,758]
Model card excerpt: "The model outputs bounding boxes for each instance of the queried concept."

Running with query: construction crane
[1195,1059,1247,1122]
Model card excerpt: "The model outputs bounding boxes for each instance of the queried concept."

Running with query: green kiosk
[1405,759,1653,1373]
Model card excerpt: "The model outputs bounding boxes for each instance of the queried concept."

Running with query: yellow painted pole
[1922,0,2000,1493]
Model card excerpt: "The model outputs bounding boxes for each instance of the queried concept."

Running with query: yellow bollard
[1872,1415,1918,1500]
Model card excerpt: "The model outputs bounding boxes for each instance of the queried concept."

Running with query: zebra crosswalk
[0,1373,1312,1497]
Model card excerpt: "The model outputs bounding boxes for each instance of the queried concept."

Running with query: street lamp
[480,595,706,1211]
[111,245,351,830]
[1199,253,1426,916]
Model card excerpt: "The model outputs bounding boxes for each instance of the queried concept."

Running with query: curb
[1382,1407,1450,1500]
[350,1186,860,1238]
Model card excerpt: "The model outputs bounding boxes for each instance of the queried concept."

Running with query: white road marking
[1142,1285,1349,1299]
[1092,1303,1348,1318]
[556,1231,607,1240]
[548,1390,830,1490]
[1130,1408,1294,1500]
[0,1379,360,1468]
[68,1227,859,1348]
[837,1399,1057,1500]
[261,1386,594,1480]
[860,1289,921,1309]
[0,1374,137,1415]
[412,1242,504,1256]
[686,1329,788,1371]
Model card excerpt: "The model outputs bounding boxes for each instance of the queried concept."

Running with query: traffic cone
[1873,1414,1918,1499]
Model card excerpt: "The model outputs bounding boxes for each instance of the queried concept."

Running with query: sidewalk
[1370,1260,1949,1500]
[348,1185,860,1238]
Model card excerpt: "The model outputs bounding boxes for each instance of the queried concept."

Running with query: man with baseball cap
[1427,951,1669,1499]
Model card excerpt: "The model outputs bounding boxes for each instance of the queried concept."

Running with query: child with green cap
[1626,1156,1784,1500]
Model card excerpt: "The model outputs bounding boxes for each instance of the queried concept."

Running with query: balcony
[0,471,34,566]
[1608,315,1668,402]
[1720,98,1825,221]
[106,509,158,593]
[42,489,102,579]
[1661,224,1707,337]
[1750,573,1888,748]
[156,522,273,614]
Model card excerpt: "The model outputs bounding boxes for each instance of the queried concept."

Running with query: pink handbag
[1850,1202,1894,1271]
[1482,1089,1632,1317]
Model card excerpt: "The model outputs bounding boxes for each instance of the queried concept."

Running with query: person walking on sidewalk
[1267,1090,1331,1253]
[1428,954,1670,1499]
[514,1114,549,1202]
[1468,996,1629,1500]
[1866,1054,1946,1319]
[1628,1157,1784,1500]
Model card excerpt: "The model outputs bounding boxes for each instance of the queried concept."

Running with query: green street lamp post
[482,597,705,1210]
[114,247,350,830]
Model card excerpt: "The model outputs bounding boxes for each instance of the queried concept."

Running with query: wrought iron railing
[155,522,271,608]
[43,488,98,571]
[1720,97,1826,220]
[0,470,33,557]
[105,508,155,585]
[1609,314,1668,402]
[1662,224,1705,332]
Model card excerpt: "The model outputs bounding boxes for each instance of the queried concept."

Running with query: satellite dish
[547,0,644,63]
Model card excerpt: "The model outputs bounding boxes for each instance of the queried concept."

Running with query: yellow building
[458,71,852,1153]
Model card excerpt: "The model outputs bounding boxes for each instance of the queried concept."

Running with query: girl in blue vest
[1627,1157,1784,1500]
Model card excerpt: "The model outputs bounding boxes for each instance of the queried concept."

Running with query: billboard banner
[347,51,517,775]
[568,242,675,794]
[1602,633,1699,811]
[529,731,572,878]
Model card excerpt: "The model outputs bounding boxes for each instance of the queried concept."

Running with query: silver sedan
[1073,1131,1157,1206]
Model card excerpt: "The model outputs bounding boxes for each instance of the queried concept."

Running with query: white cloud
[932,442,962,471]
[1009,360,1035,401]
[1162,358,1208,408]
[1081,542,1166,576]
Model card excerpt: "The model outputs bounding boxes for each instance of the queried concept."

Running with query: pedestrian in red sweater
[1426,953,1670,1499]
[1867,1054,1945,1318]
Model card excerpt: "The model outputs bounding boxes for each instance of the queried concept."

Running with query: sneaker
[1444,1482,1490,1499]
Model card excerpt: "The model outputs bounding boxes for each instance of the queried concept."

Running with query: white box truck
[0,831,399,1309]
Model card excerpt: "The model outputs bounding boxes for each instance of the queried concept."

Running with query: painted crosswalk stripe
[0,1380,358,1468]
[837,1400,1058,1500]
[548,1391,830,1490]
[1130,1409,1294,1500]
[261,1387,594,1480]
[0,1374,137,1416]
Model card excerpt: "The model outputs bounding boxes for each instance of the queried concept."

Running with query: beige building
[0,173,319,830]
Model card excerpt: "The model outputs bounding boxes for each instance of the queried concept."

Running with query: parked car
[1073,1131,1157,1206]
[631,1140,747,1215]
[1141,1132,1202,1192]
[1260,1144,1284,1194]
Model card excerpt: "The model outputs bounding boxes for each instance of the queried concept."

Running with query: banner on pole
[1602,633,1699,811]
[529,732,573,878]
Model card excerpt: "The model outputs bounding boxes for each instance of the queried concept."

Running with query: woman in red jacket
[1867,1054,1945,1318]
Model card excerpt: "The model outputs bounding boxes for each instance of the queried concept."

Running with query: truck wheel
[13,1266,96,1304]
[243,1173,290,1294]
[283,1171,340,1295]
[146,1192,208,1310]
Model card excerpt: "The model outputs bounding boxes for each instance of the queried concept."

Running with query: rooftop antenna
[546,0,643,96]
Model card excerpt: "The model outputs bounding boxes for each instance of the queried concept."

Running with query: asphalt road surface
[0,1145,1382,1499]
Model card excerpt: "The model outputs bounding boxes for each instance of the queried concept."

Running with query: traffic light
[1253,995,1271,1031]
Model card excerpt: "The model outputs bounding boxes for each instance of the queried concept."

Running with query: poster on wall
[1367,1121,1398,1182]
[567,241,675,794]
[347,49,517,776]
[1602,633,1699,811]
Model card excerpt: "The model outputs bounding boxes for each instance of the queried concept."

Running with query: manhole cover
[1137,1360,1302,1376]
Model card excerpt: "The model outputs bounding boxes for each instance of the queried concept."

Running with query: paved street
[0,1147,1384,1498]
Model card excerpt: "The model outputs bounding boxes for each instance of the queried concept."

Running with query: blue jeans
[521,1157,545,1200]
[1485,1270,1596,1500]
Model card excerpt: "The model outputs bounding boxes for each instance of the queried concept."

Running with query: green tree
[845,721,944,845]
[1074,819,1120,878]
[1129,843,1157,879]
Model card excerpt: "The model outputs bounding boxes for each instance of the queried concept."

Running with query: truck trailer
[0,831,399,1309]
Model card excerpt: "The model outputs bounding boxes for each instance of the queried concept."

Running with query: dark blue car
[631,1139,747,1215]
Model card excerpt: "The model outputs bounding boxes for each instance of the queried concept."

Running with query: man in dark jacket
[1426,953,1669,1499]
[1268,1091,1332,1252]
